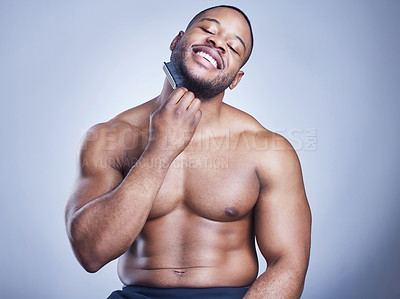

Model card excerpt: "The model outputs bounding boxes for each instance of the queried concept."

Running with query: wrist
[140,145,177,169]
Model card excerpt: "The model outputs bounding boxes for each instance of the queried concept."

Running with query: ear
[229,70,244,90]
[170,31,185,51]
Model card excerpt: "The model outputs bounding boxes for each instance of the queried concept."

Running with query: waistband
[121,285,249,299]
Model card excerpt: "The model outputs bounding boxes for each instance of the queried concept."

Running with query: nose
[207,35,226,54]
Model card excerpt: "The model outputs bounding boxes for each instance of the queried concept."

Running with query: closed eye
[201,27,214,34]
[229,45,239,55]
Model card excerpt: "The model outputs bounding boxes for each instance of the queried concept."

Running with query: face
[170,7,252,100]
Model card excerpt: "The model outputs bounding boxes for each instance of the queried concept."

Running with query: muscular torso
[112,100,265,287]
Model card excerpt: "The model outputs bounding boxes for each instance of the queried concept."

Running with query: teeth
[197,51,218,68]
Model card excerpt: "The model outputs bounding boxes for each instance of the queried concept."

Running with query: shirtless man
[65,5,311,299]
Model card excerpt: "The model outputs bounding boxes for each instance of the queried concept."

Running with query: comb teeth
[163,62,183,89]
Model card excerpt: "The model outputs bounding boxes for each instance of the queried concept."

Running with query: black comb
[163,62,183,89]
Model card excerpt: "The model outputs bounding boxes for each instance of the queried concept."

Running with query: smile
[192,45,223,69]
[196,51,218,69]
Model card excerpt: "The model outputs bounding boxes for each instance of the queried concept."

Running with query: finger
[177,91,195,109]
[187,97,201,114]
[166,87,188,106]
[192,109,202,127]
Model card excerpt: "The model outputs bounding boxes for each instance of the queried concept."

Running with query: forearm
[68,149,173,272]
[244,259,307,299]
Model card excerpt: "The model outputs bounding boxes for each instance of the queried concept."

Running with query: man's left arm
[244,134,312,299]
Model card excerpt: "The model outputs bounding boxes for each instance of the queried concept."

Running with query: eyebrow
[199,18,247,52]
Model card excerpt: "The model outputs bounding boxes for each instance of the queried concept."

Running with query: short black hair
[185,5,254,66]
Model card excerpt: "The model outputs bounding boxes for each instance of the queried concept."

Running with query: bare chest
[148,148,260,222]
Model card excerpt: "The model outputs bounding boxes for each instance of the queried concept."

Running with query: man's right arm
[65,88,201,273]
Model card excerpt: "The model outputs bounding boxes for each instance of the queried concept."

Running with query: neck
[156,78,225,128]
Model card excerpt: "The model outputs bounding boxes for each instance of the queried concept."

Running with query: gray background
[1,0,399,298]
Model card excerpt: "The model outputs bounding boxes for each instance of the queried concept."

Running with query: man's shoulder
[222,103,297,165]
[80,99,155,156]
[222,103,275,141]
[89,99,155,134]
[109,98,156,130]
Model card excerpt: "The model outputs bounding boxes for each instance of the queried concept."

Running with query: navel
[225,207,239,217]
[173,269,186,275]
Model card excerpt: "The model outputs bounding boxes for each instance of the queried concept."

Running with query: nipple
[225,207,239,217]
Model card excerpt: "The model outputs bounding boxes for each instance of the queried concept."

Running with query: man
[65,5,311,299]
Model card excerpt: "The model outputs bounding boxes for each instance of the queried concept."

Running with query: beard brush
[163,62,183,89]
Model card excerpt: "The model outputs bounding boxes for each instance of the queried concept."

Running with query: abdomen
[117,208,258,287]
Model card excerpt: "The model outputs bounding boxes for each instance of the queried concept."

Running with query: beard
[170,38,237,100]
